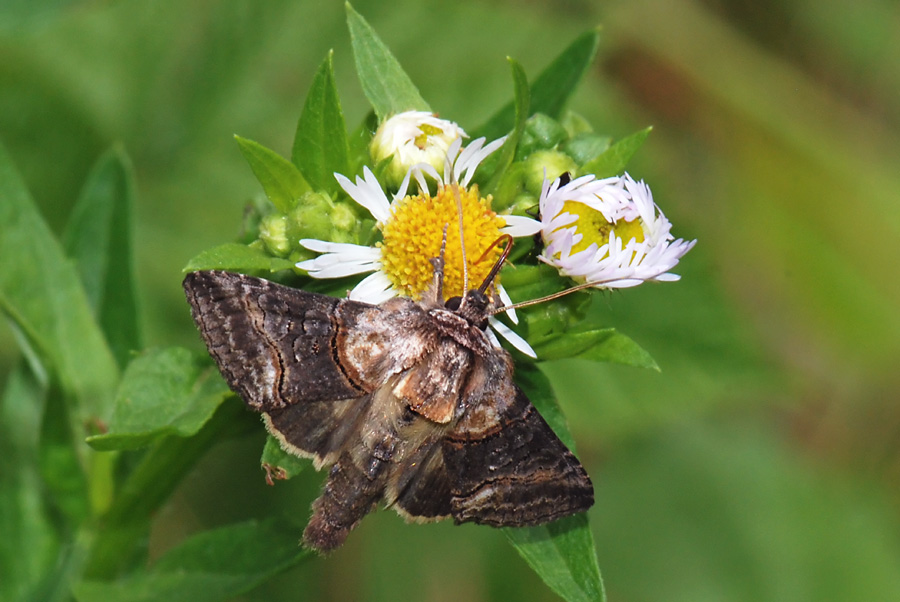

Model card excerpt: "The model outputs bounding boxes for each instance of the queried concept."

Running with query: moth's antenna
[477,234,513,295]
[490,278,616,315]
[451,183,469,296]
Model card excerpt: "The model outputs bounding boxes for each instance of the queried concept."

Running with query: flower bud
[286,191,339,244]
[523,150,578,196]
[369,111,467,188]
[259,213,290,257]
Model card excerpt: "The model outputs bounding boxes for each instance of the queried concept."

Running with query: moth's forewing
[183,270,367,411]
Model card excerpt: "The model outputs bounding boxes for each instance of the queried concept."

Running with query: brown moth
[182,250,593,552]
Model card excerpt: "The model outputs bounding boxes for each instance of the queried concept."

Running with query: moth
[183,248,593,552]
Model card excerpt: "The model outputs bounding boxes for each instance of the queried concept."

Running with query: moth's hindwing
[442,386,594,527]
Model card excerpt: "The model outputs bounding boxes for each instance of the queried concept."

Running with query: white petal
[443,137,464,184]
[411,162,441,192]
[299,239,380,260]
[488,316,537,358]
[296,241,382,278]
[485,326,501,349]
[393,166,413,202]
[653,273,681,282]
[300,260,379,279]
[458,136,506,187]
[501,214,542,237]
[335,167,392,223]
[349,271,397,304]
[496,284,518,324]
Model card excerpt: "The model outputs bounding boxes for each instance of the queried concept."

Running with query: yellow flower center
[559,201,645,254]
[413,123,443,149]
[379,185,505,300]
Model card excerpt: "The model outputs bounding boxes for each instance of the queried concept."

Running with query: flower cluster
[292,111,696,357]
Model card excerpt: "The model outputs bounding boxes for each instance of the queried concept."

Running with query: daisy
[369,110,467,188]
[539,173,696,288]
[297,136,542,356]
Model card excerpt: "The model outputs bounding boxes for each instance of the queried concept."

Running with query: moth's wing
[183,270,370,411]
[442,385,594,527]
[389,436,455,522]
[263,395,376,469]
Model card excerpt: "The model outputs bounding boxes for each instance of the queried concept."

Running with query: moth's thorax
[428,307,493,356]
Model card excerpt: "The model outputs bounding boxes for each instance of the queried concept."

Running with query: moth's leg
[302,452,386,552]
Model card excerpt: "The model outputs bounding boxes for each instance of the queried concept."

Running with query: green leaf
[581,127,652,178]
[534,328,660,371]
[485,58,530,195]
[292,51,350,194]
[514,362,574,448]
[75,519,311,602]
[0,365,58,602]
[500,263,570,303]
[475,30,600,140]
[508,365,605,602]
[63,146,142,369]
[0,141,118,423]
[261,435,308,481]
[348,111,378,175]
[182,242,296,273]
[505,514,605,602]
[86,347,231,451]
[234,136,309,213]
[83,400,250,580]
[346,2,429,119]
[562,133,611,166]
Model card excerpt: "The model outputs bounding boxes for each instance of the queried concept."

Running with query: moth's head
[445,290,490,330]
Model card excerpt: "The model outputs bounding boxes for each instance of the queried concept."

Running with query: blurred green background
[2,0,900,600]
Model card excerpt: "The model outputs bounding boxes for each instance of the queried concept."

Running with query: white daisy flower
[297,136,541,357]
[539,173,696,288]
[370,110,467,188]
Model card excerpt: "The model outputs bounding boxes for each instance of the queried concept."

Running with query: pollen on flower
[379,185,505,300]
[559,200,645,255]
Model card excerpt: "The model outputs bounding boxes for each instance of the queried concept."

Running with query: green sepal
[517,114,569,160]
